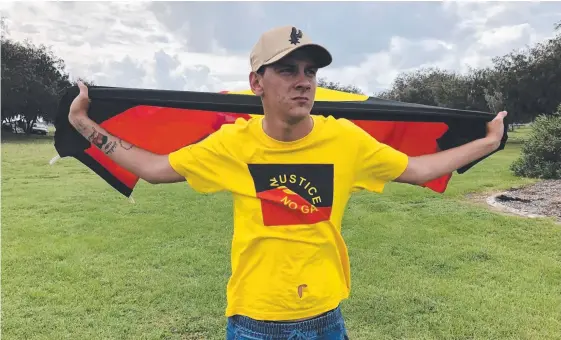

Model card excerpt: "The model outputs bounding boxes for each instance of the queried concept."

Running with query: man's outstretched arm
[395,111,507,185]
[68,82,184,184]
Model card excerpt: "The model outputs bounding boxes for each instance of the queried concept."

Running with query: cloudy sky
[2,1,560,95]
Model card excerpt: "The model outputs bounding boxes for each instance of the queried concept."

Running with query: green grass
[2,127,560,340]
[508,124,533,144]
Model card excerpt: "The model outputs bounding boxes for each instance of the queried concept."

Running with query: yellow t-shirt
[168,114,409,321]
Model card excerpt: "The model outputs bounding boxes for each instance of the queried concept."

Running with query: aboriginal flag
[53,86,507,198]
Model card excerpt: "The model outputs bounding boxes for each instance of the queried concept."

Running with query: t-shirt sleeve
[351,123,409,193]
[168,127,241,193]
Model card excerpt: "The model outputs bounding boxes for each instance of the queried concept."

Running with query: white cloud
[319,0,557,94]
[1,1,558,96]
[320,35,461,94]
[447,2,509,31]
[1,2,250,92]
[477,24,532,48]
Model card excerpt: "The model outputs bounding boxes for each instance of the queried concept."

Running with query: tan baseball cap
[250,25,333,72]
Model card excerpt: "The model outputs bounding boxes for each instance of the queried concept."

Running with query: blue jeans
[226,306,349,339]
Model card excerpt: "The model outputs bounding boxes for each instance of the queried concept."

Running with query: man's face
[250,51,318,123]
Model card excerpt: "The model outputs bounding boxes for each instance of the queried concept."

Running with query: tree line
[1,18,93,134]
[2,19,559,134]
[321,20,561,130]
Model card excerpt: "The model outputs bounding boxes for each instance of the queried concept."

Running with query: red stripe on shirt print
[257,186,332,226]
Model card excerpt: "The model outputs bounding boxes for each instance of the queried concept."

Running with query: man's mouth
[292,96,309,102]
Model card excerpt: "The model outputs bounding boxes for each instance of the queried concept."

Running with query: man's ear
[249,71,264,96]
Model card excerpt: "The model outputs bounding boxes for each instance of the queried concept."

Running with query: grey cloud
[111,57,147,87]
[182,65,217,91]
[452,2,560,33]
[148,2,230,54]
[19,24,38,34]
[149,50,228,92]
[4,1,559,95]
[93,56,147,89]
[154,50,180,71]
[66,39,84,47]
[120,18,151,30]
[27,4,40,16]
[444,2,560,66]
[88,63,103,75]
[104,31,143,46]
[147,1,560,71]
[153,50,186,90]
[46,20,88,36]
[47,18,72,28]
[147,2,459,67]
[148,35,170,44]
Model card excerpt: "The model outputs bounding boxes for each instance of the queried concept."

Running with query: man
[68,26,506,339]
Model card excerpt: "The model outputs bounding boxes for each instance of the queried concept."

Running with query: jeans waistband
[228,306,342,335]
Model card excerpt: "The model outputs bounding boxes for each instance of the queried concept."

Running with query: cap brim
[263,43,332,69]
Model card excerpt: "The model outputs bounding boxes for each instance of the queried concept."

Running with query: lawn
[2,126,560,340]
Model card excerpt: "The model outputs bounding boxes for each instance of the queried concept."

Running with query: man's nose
[294,71,312,90]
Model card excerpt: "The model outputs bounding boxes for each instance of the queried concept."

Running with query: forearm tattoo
[82,126,134,155]
[74,118,134,155]
[88,128,117,155]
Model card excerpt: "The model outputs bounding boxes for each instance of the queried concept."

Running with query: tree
[317,78,364,95]
[0,18,96,134]
[372,20,561,130]
[1,16,8,39]
[374,67,491,111]
[1,38,72,132]
[510,105,561,179]
[1,18,97,134]
[490,21,561,124]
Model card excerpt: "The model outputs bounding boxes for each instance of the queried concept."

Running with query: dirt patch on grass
[468,180,561,223]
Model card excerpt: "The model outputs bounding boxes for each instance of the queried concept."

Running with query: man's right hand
[69,81,91,121]
[65,81,185,185]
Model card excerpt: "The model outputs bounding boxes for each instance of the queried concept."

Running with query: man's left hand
[486,111,508,147]
[395,110,509,185]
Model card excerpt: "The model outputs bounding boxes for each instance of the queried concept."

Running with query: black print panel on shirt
[247,164,334,226]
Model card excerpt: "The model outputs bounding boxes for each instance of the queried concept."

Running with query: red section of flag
[85,146,138,189]
[352,119,452,193]
[82,105,251,189]
[99,105,250,154]
[78,104,454,194]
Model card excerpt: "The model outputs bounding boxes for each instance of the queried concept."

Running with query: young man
[68,26,506,339]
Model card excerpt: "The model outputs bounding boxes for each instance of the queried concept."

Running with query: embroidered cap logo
[289,27,303,45]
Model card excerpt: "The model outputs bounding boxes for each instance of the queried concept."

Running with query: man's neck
[262,114,314,142]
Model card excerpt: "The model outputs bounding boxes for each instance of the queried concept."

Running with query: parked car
[2,119,49,135]
[31,122,48,135]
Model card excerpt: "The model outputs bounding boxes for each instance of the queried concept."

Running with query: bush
[510,108,561,179]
